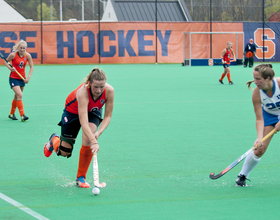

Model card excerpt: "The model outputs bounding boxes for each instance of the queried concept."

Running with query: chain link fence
[4,0,280,22]
[6,0,106,21]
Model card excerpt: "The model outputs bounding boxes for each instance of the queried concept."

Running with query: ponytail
[84,68,107,84]
[246,80,254,91]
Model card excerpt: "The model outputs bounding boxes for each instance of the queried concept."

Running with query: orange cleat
[44,133,59,157]
[76,176,90,188]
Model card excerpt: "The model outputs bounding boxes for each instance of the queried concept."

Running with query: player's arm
[221,49,226,63]
[253,44,256,56]
[244,44,248,56]
[95,84,114,139]
[77,85,98,145]
[5,53,16,72]
[231,49,236,61]
[252,88,264,146]
[274,78,280,133]
[25,53,34,83]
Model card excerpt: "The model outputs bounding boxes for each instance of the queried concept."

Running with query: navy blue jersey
[244,43,256,53]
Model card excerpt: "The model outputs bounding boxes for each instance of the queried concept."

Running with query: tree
[265,0,280,21]
[37,2,58,21]
[6,0,39,21]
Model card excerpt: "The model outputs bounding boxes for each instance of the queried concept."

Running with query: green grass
[0,63,280,219]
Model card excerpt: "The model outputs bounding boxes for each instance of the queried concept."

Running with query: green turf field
[1,63,280,219]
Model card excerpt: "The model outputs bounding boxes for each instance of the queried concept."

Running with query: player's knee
[255,145,266,157]
[15,94,23,100]
[57,136,75,158]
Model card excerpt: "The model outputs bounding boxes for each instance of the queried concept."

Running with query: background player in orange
[5,39,34,121]
[43,68,114,188]
[219,41,236,85]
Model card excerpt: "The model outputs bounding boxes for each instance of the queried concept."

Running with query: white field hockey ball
[92,187,100,195]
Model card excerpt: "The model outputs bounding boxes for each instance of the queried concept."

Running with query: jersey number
[265,102,280,109]
[90,107,98,112]
[19,61,24,69]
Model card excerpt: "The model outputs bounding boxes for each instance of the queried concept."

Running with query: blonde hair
[246,64,274,90]
[12,40,27,52]
[85,68,107,84]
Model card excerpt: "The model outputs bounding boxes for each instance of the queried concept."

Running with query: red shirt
[10,52,27,79]
[223,48,233,64]
[65,84,106,114]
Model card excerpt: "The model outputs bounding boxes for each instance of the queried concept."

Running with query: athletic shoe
[76,176,90,188]
[229,81,234,85]
[8,114,18,120]
[21,115,29,122]
[44,133,59,157]
[219,80,224,84]
[236,174,250,187]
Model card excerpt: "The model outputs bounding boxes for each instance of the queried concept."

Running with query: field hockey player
[218,41,236,85]
[43,68,114,188]
[3,40,34,122]
[236,64,280,186]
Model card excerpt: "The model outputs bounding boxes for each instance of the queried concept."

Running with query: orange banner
[0,22,243,64]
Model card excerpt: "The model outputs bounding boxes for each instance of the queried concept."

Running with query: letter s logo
[254,28,275,59]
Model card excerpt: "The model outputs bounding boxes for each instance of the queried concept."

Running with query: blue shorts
[263,108,280,127]
[223,64,230,68]
[9,77,25,88]
[58,110,102,139]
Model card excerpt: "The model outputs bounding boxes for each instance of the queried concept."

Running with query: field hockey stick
[209,128,276,180]
[93,154,106,188]
[0,52,25,81]
[214,59,236,65]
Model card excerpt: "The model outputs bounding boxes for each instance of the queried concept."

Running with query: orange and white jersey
[65,84,107,116]
[223,48,233,64]
[10,52,27,79]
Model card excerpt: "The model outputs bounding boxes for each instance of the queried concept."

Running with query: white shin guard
[239,151,261,178]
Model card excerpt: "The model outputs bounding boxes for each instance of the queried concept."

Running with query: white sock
[239,151,261,178]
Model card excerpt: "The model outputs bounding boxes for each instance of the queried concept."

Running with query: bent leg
[238,126,275,178]
[57,137,75,158]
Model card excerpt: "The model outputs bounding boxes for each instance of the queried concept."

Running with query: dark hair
[85,68,107,84]
[254,63,274,79]
[246,64,274,90]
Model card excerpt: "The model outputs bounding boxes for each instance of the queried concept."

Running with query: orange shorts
[246,51,254,58]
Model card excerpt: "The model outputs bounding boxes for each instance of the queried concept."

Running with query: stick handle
[14,70,25,81]
[253,128,276,149]
[0,52,25,81]
[93,154,99,181]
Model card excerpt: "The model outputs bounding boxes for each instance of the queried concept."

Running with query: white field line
[0,192,49,220]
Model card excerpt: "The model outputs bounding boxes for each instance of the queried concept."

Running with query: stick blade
[94,182,106,188]
[209,172,223,180]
